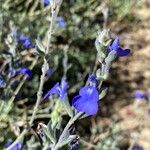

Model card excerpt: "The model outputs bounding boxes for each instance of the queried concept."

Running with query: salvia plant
[0,0,132,150]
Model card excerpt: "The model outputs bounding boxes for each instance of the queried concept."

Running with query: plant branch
[52,112,83,150]
[6,1,63,149]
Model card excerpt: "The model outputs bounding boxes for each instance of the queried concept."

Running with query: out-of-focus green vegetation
[0,0,149,149]
[0,0,146,80]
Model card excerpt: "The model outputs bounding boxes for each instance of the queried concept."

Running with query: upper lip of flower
[43,79,68,100]
[108,36,131,57]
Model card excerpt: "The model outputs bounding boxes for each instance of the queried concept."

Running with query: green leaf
[99,88,108,100]
[58,135,78,148]
[63,98,73,118]
[35,38,46,54]
[96,68,101,78]
[41,122,56,144]
[105,50,117,63]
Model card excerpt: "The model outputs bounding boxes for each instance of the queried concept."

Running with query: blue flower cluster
[18,35,35,49]
[43,36,131,116]
[44,75,99,115]
[71,36,130,115]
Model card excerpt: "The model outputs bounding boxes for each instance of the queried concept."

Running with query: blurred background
[0,0,150,149]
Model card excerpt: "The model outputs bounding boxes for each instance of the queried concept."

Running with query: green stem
[52,112,82,150]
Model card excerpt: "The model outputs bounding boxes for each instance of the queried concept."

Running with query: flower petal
[22,40,35,49]
[82,101,98,115]
[43,83,60,99]
[72,96,98,115]
[18,35,29,41]
[110,36,119,51]
[117,47,130,57]
[72,95,81,104]
[79,86,99,102]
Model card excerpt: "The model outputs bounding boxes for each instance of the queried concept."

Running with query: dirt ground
[111,6,150,150]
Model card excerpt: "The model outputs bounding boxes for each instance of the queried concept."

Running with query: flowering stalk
[44,29,130,149]
[6,1,63,149]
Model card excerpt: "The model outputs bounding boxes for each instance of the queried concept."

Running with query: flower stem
[52,112,83,150]
[29,57,47,125]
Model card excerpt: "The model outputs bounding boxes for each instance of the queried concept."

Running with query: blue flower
[44,79,68,100]
[134,90,148,100]
[42,0,51,6]
[72,75,99,115]
[57,16,66,28]
[18,35,35,49]
[22,39,35,49]
[5,139,22,150]
[108,36,130,57]
[17,67,32,78]
[72,86,99,115]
